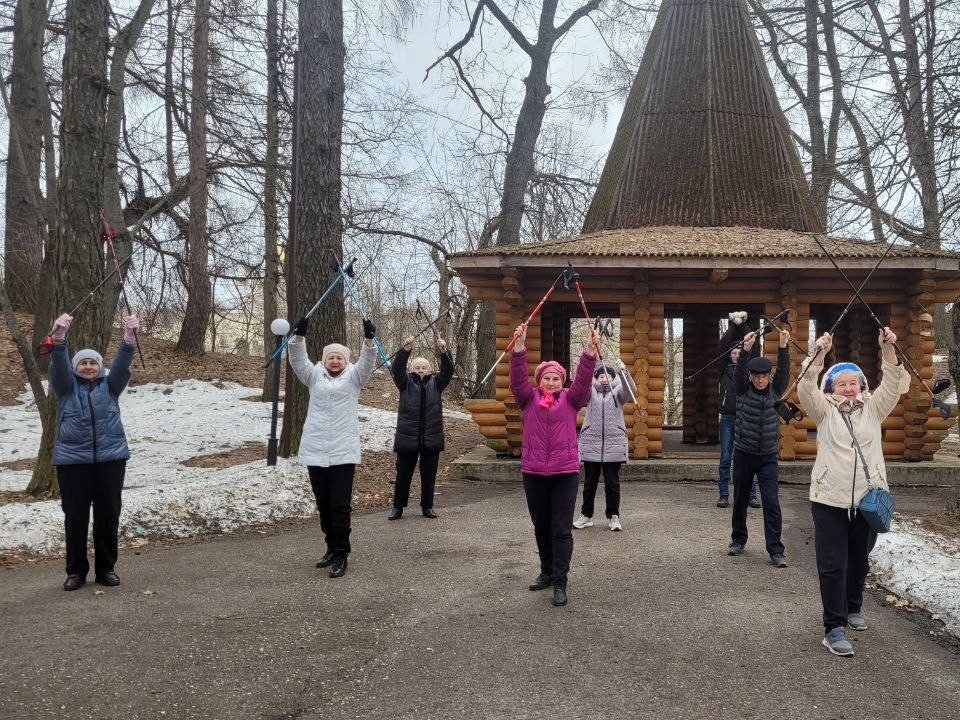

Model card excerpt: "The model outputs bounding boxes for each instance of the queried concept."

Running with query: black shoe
[727,542,745,556]
[717,496,729,508]
[95,571,120,587]
[528,573,552,591]
[63,575,85,591]
[388,507,403,521]
[316,551,335,568]
[749,497,762,509]
[422,507,438,519]
[552,585,568,607]
[329,556,348,578]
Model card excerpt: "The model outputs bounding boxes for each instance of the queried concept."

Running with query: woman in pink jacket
[510,324,598,607]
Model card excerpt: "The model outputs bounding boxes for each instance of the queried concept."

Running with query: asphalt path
[2,480,958,719]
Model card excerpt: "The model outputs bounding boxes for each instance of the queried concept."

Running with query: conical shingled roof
[582,0,823,234]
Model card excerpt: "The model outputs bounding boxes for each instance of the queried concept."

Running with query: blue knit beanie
[823,362,868,393]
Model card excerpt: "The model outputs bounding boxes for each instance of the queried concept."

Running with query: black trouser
[811,502,878,632]
[393,450,440,509]
[308,464,355,557]
[57,460,126,578]
[523,472,578,587]
[580,461,622,518]
[730,450,784,556]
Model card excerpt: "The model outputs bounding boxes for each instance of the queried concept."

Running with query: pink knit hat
[534,360,567,385]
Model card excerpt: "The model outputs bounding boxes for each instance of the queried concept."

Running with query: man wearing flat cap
[727,328,791,567]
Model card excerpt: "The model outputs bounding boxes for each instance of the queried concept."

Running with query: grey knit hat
[72,348,103,371]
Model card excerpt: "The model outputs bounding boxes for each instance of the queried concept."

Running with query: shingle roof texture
[581,0,823,234]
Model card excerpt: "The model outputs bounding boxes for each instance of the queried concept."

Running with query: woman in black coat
[388,336,454,520]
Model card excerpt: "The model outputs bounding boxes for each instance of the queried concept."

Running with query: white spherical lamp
[271,318,291,337]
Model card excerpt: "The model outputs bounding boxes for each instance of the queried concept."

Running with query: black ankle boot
[388,507,403,521]
[329,556,348,578]
[316,551,335,568]
[552,584,568,607]
[63,575,85,591]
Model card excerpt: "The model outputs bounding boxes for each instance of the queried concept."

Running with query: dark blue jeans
[718,414,756,499]
[730,450,784,556]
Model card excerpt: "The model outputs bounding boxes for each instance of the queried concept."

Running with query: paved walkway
[1,481,958,719]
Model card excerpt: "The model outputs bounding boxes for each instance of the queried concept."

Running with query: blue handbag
[858,486,894,534]
[841,413,894,533]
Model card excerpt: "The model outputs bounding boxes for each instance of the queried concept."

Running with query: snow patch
[0,380,408,555]
[872,519,960,636]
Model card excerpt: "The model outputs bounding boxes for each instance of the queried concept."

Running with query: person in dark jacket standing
[388,336,454,520]
[48,312,138,591]
[727,328,791,567]
[573,358,636,531]
[717,312,759,509]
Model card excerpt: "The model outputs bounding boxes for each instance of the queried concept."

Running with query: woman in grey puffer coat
[574,359,637,531]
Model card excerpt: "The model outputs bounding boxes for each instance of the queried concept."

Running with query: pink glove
[51,313,73,342]
[122,314,140,344]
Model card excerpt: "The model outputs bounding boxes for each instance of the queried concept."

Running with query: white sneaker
[572,514,593,529]
[609,515,622,531]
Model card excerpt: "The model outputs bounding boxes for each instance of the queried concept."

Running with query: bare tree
[176,0,212,353]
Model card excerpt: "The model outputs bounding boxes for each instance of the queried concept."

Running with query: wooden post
[627,271,651,458]
[904,270,938,460]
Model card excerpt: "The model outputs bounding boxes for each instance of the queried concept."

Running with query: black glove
[294,316,308,336]
[363,319,376,339]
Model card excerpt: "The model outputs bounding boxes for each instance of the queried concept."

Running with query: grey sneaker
[847,612,867,631]
[822,627,854,657]
[727,542,745,556]
[770,553,788,568]
[748,497,761,509]
[572,514,593,529]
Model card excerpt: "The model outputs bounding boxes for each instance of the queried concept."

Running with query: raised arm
[354,339,377,388]
[869,328,911,421]
[734,333,755,394]
[287,337,318,388]
[48,342,76,398]
[772,331,791,396]
[435,339,454,394]
[615,363,637,405]
[566,350,598,410]
[509,325,535,410]
[719,312,748,371]
[797,333,830,425]
[391,343,411,391]
[107,341,135,396]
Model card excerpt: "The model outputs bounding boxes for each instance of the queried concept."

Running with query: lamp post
[267,318,290,465]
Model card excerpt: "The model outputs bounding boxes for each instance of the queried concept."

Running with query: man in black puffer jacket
[389,336,454,520]
[727,328,790,567]
[717,312,758,509]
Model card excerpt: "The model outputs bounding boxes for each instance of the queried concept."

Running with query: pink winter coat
[510,348,596,475]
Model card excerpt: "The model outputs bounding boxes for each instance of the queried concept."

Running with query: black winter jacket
[733,346,790,455]
[718,322,749,415]
[391,347,454,453]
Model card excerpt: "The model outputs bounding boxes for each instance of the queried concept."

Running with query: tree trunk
[261,0,282,400]
[176,0,212,354]
[99,0,156,348]
[28,0,112,497]
[3,0,50,311]
[280,2,346,455]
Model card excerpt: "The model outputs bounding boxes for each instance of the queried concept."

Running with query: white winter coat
[288,338,376,467]
[797,354,909,510]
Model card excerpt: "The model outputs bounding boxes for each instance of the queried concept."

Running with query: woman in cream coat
[288,317,377,578]
[798,328,909,657]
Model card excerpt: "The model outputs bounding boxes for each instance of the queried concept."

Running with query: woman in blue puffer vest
[48,312,138,591]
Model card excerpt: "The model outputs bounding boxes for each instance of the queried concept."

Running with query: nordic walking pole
[99,211,146,369]
[264,258,355,368]
[375,308,451,372]
[778,232,901,414]
[570,270,638,406]
[470,265,577,398]
[330,253,391,365]
[683,308,792,382]
[36,255,134,355]
[807,232,952,416]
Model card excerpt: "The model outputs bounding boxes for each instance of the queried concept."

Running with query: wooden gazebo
[451,0,960,463]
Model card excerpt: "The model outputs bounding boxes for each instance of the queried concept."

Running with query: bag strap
[840,412,872,483]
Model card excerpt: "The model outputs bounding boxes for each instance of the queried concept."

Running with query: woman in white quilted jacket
[288,316,377,578]
[797,327,909,657]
